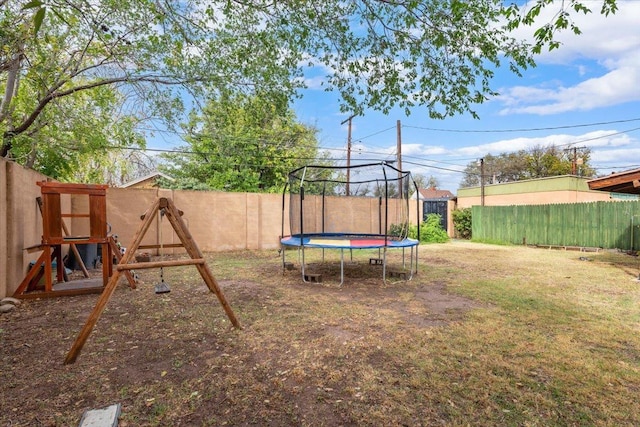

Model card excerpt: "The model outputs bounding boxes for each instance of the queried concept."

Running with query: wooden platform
[54,278,104,291]
[18,279,105,299]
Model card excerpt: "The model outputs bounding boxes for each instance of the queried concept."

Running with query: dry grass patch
[2,242,640,426]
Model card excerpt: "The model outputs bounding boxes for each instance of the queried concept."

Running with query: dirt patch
[1,250,481,426]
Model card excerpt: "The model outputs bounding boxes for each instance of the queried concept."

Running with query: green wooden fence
[472,201,640,250]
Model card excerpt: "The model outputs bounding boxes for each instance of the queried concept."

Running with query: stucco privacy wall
[457,175,615,209]
[107,188,289,253]
[0,158,69,298]
[104,188,287,254]
[104,190,417,255]
[172,190,284,252]
[101,187,166,253]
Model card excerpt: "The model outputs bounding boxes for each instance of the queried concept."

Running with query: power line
[402,160,469,175]
[403,117,640,134]
[354,126,396,141]
[553,126,640,148]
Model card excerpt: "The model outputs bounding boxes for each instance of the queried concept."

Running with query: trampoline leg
[339,248,345,287]
[408,246,415,281]
[282,244,286,275]
[301,246,310,283]
[382,247,387,284]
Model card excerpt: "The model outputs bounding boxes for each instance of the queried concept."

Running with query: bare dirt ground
[1,246,481,426]
[4,242,639,426]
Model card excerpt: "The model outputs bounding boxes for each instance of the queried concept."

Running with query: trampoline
[280,162,420,286]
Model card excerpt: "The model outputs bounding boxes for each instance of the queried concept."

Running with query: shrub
[408,224,419,240]
[388,222,409,238]
[452,208,472,239]
[419,213,449,243]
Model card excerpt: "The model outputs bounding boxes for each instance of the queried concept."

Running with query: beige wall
[456,176,619,209]
[457,190,613,209]
[0,158,66,298]
[104,189,287,254]
[447,199,455,237]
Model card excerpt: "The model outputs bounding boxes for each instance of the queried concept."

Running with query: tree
[2,0,619,168]
[160,94,327,192]
[3,78,146,179]
[70,149,157,186]
[460,145,595,187]
[413,174,440,190]
[527,145,595,178]
[460,153,527,187]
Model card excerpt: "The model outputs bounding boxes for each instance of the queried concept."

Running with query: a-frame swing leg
[161,198,241,329]
[108,236,137,289]
[65,199,161,364]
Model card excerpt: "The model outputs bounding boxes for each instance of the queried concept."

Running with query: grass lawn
[2,241,640,426]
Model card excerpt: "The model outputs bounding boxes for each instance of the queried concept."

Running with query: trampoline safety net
[283,162,418,240]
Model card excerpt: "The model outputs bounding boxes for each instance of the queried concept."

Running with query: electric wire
[403,117,640,133]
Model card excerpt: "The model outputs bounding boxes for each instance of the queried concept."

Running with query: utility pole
[564,146,586,176]
[396,120,402,197]
[341,115,355,196]
[396,119,402,171]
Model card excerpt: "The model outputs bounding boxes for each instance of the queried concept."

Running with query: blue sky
[149,1,640,193]
[289,1,640,192]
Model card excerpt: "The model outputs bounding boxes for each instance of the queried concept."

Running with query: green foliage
[452,208,472,239]
[157,176,210,191]
[503,1,617,54]
[419,214,449,243]
[460,145,596,187]
[2,0,619,177]
[160,94,329,192]
[388,222,410,239]
[3,80,145,180]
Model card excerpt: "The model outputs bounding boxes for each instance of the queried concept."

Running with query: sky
[288,1,640,193]
[148,1,640,194]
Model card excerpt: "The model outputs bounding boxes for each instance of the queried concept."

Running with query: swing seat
[154,282,170,294]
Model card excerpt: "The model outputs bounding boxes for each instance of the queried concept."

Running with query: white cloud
[498,64,640,115]
[591,148,640,163]
[498,1,640,115]
[402,143,449,156]
[301,75,328,90]
[452,129,637,157]
[510,1,640,64]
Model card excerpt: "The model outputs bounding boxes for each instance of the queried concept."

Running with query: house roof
[119,172,175,188]
[418,188,455,200]
[587,168,640,194]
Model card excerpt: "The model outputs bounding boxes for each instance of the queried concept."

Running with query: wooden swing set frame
[64,197,241,364]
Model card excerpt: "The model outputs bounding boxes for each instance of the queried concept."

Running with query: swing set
[64,196,241,364]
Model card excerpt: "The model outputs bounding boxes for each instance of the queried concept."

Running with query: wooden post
[108,236,137,289]
[162,198,241,329]
[36,197,90,278]
[65,199,160,364]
